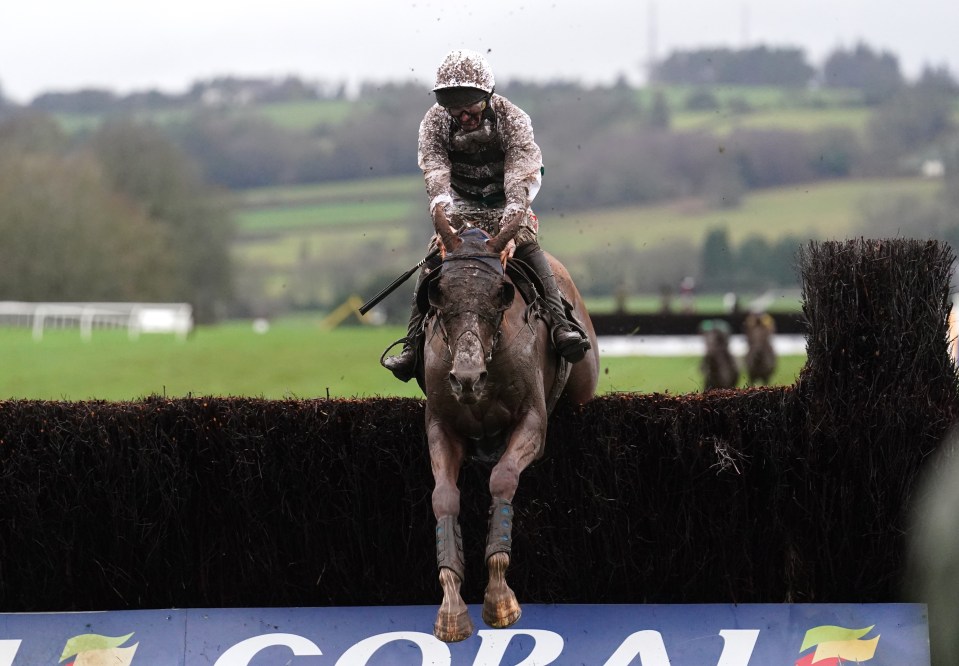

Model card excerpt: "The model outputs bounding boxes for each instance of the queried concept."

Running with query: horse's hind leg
[482,497,522,628]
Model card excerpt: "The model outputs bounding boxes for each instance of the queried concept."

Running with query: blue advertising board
[0,603,928,665]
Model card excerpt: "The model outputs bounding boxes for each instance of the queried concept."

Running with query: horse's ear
[497,282,515,311]
[487,233,508,255]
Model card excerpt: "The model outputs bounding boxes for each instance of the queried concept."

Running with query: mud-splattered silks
[418,94,543,237]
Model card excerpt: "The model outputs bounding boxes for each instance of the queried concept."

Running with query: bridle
[429,253,507,364]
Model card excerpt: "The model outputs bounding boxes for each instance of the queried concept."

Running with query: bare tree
[91,121,235,321]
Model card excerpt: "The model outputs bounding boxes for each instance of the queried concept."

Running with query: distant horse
[419,226,599,642]
[699,319,739,390]
[743,312,777,386]
[907,428,959,666]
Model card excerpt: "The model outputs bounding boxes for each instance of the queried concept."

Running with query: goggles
[445,98,487,118]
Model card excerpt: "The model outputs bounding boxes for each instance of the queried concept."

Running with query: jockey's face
[446,98,486,132]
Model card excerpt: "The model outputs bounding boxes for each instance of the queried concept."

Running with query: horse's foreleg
[483,497,521,628]
[429,422,473,643]
[434,514,473,642]
[482,420,543,629]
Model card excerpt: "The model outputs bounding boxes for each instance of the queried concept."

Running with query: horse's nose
[449,369,487,399]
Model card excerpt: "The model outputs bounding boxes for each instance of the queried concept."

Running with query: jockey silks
[447,109,507,207]
[418,93,543,236]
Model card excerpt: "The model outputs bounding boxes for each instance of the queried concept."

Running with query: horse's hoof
[434,609,474,643]
[482,597,522,628]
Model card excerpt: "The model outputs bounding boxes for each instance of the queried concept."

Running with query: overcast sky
[2,0,958,103]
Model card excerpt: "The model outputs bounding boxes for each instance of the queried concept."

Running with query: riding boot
[514,243,590,363]
[382,268,428,382]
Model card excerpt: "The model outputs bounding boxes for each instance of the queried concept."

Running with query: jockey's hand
[433,233,447,260]
[498,238,516,269]
[489,207,525,256]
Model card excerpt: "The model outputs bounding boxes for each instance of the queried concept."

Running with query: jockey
[382,48,591,382]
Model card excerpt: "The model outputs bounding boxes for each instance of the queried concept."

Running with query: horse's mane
[446,228,520,338]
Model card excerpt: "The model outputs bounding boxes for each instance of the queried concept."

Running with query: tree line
[651,42,959,100]
[0,41,957,315]
[1,42,954,205]
[0,115,233,322]
[24,71,947,210]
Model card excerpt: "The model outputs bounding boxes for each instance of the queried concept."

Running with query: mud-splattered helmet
[433,49,495,109]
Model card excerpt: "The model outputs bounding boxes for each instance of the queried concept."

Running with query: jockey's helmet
[433,49,495,110]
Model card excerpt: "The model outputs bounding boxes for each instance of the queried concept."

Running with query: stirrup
[380,337,417,382]
[541,300,590,363]
[553,328,590,363]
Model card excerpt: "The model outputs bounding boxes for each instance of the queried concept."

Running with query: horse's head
[700,319,732,355]
[744,312,776,344]
[428,228,515,403]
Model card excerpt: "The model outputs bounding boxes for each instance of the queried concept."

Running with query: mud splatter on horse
[743,312,777,386]
[419,227,599,642]
[699,319,739,390]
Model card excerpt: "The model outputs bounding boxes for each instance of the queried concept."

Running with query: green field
[544,177,942,254]
[235,199,418,233]
[51,98,356,135]
[252,99,357,129]
[636,84,865,109]
[230,175,940,273]
[0,321,806,401]
[47,86,959,143]
[672,105,872,134]
[23,88,947,404]
[234,174,422,208]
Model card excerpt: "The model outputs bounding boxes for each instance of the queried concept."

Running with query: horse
[907,427,959,666]
[743,312,777,386]
[699,319,739,391]
[418,226,599,642]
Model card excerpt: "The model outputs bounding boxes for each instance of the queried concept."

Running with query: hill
[229,175,942,314]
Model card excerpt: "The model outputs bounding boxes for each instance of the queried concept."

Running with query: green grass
[235,199,417,233]
[228,176,941,297]
[233,224,414,265]
[672,106,871,134]
[641,84,875,135]
[638,85,864,110]
[234,175,422,208]
[51,109,193,133]
[229,174,423,265]
[0,321,806,401]
[52,99,356,135]
[542,177,940,257]
[235,173,918,248]
[599,353,805,394]
[49,88,956,142]
[251,99,357,129]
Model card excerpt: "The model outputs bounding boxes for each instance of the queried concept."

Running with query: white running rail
[0,301,193,341]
